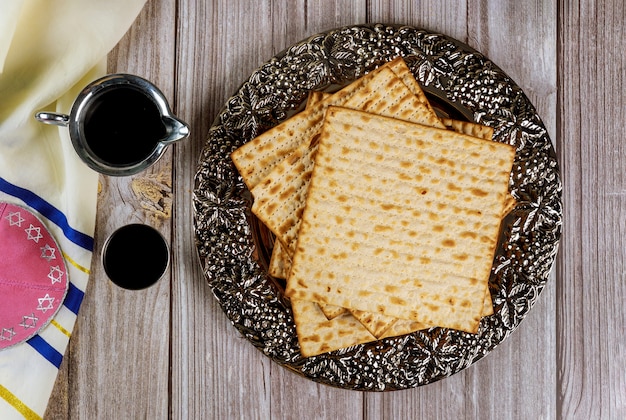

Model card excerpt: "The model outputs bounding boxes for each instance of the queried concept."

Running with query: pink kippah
[0,202,69,350]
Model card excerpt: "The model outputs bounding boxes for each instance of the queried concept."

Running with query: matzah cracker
[441,118,494,140]
[356,283,495,337]
[231,57,424,189]
[291,298,376,357]
[319,303,348,319]
[285,107,515,333]
[268,241,290,279]
[379,319,429,339]
[502,193,517,216]
[306,90,327,108]
[347,280,494,340]
[349,309,397,337]
[308,60,436,121]
[388,57,438,116]
[306,58,437,117]
[268,114,501,334]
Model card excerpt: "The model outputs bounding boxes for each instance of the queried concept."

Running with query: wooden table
[45,1,626,418]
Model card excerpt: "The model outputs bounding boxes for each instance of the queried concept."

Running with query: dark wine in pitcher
[83,87,166,166]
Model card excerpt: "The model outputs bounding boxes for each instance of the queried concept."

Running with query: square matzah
[285,107,515,333]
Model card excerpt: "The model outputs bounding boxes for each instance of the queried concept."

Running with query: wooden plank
[466,1,557,419]
[368,0,470,42]
[557,1,626,418]
[171,1,371,418]
[172,1,276,416]
[264,3,372,417]
[366,3,471,418]
[173,1,296,418]
[46,1,177,418]
[365,1,558,419]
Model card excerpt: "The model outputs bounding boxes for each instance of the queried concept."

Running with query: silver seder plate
[193,24,562,391]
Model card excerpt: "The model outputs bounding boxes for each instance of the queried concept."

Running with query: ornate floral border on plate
[193,24,562,391]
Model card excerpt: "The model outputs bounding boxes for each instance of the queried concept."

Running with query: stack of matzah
[231,57,516,357]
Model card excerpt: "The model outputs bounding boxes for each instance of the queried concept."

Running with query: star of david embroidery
[47,265,64,284]
[25,224,43,242]
[37,294,55,313]
[5,211,24,227]
[19,313,39,329]
[0,328,16,341]
[40,244,57,262]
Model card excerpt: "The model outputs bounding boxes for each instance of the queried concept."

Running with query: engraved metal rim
[192,24,562,391]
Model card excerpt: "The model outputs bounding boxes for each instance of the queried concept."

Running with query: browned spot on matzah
[471,188,489,197]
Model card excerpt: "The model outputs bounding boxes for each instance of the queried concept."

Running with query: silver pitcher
[36,74,189,176]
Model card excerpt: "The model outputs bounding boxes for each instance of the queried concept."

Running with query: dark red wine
[103,224,169,290]
[83,87,166,166]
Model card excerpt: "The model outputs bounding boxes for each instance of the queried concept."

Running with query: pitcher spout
[162,116,190,144]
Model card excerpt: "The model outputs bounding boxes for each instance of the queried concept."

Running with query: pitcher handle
[35,112,70,127]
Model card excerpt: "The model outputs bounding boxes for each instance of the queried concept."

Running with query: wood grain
[263,2,373,418]
[173,1,282,417]
[465,2,557,419]
[364,2,558,419]
[558,1,626,419]
[42,0,626,418]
